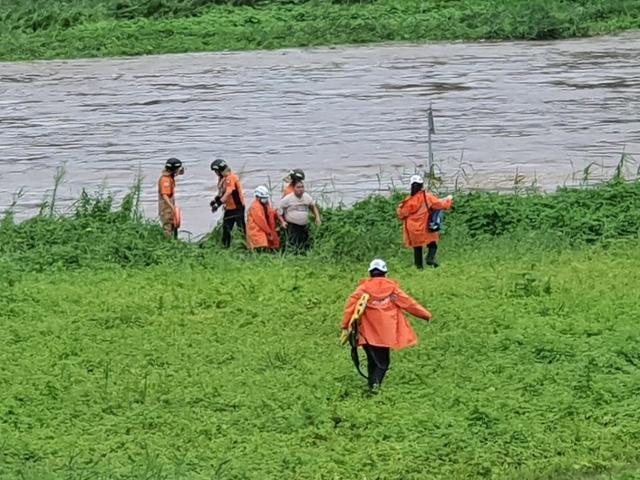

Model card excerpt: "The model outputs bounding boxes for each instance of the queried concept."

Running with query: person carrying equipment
[210,158,246,248]
[158,157,184,238]
[246,186,281,251]
[396,175,453,269]
[341,259,432,392]
[282,169,305,198]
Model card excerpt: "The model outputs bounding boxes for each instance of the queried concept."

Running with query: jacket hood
[358,277,399,299]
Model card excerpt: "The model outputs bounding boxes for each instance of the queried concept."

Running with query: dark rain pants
[414,242,438,269]
[287,222,310,252]
[222,208,246,248]
[363,345,390,388]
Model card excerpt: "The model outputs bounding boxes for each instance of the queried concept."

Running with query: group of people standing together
[158,157,321,252]
[158,156,455,392]
[158,158,453,267]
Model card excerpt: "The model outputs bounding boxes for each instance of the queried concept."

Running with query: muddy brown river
[1,33,639,237]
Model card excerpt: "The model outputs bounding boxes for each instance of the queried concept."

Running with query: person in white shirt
[277,179,321,251]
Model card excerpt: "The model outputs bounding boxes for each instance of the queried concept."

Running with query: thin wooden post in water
[427,103,435,187]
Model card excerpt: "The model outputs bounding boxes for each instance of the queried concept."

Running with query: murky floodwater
[1,33,639,236]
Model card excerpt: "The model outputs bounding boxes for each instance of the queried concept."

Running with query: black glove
[210,196,222,213]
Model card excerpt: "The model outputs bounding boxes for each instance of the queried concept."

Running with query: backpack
[428,209,444,232]
[424,192,445,232]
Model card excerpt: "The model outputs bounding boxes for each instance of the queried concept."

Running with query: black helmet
[165,157,183,171]
[289,169,305,181]
[210,158,228,172]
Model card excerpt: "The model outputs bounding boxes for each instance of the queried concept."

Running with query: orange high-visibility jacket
[282,183,294,198]
[396,191,453,247]
[246,199,281,250]
[342,277,432,349]
[218,172,245,210]
[158,173,175,213]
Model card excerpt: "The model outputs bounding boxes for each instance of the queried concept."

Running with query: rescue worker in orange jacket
[210,158,246,248]
[342,259,432,390]
[282,169,305,198]
[397,175,453,269]
[158,157,184,238]
[246,186,281,251]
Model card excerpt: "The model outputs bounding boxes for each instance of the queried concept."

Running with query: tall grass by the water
[2,172,640,273]
[1,0,640,60]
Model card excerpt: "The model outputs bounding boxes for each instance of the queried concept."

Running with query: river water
[1,33,639,237]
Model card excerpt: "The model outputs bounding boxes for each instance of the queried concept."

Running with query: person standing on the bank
[397,174,453,269]
[342,259,432,392]
[282,169,305,198]
[278,179,321,251]
[210,158,246,248]
[158,157,184,238]
[246,186,281,251]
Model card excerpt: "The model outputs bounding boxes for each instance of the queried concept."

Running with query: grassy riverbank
[2,180,640,478]
[2,245,640,480]
[1,0,640,60]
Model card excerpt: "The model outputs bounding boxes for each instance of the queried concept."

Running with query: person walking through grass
[342,259,432,392]
[397,174,453,269]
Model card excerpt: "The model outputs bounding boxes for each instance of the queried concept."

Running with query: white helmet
[410,174,424,186]
[368,258,388,273]
[254,185,270,199]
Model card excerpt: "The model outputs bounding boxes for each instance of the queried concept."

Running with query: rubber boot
[426,242,439,268]
[414,247,424,270]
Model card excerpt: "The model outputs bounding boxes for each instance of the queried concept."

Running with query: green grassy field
[2,244,640,479]
[2,179,640,478]
[1,0,640,60]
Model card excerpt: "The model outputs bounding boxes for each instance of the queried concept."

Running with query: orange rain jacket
[246,199,281,250]
[342,277,432,349]
[396,191,453,247]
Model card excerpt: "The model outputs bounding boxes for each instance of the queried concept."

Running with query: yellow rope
[340,293,370,345]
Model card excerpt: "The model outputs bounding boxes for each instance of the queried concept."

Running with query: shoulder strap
[423,191,431,211]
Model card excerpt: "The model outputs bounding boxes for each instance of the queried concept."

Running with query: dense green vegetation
[1,0,640,60]
[2,178,640,478]
[3,177,640,271]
